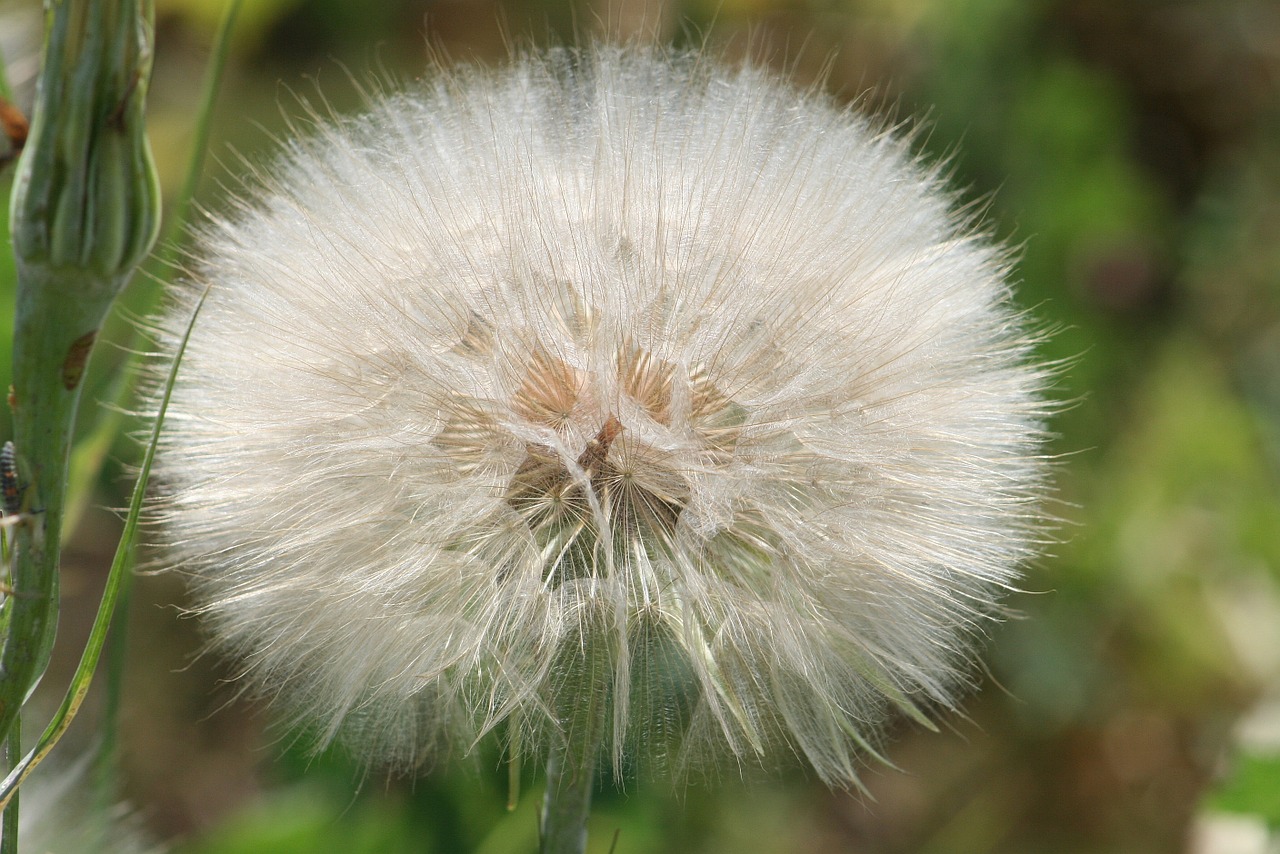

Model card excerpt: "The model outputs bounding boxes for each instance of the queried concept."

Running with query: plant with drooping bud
[150,47,1050,853]
[1,0,160,820]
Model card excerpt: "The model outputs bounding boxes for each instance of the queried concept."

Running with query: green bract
[11,0,159,282]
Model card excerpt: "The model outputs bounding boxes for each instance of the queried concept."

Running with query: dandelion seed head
[151,47,1051,786]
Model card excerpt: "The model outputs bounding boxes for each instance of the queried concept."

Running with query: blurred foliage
[1210,753,1280,823]
[3,0,1280,852]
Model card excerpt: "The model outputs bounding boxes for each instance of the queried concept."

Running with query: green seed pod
[10,0,159,288]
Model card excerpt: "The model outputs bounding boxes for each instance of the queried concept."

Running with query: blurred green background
[4,0,1280,851]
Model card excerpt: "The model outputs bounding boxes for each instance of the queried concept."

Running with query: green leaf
[1209,751,1280,824]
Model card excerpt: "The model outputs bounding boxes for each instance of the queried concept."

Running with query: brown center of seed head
[576,415,623,477]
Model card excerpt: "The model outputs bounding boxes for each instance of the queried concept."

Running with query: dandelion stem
[540,701,607,854]
[541,628,611,854]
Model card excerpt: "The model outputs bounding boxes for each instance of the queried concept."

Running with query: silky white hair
[10,750,159,853]
[149,46,1051,787]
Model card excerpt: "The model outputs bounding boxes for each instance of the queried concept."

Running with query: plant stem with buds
[0,0,158,793]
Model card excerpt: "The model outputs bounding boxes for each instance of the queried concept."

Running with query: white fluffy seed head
[149,47,1050,787]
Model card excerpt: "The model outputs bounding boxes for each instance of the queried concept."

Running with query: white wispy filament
[152,48,1049,786]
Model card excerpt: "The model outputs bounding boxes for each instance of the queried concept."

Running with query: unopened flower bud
[11,0,159,288]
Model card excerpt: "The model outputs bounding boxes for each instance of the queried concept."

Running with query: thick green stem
[0,0,158,792]
[540,706,607,854]
[541,623,612,854]
[0,266,119,747]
